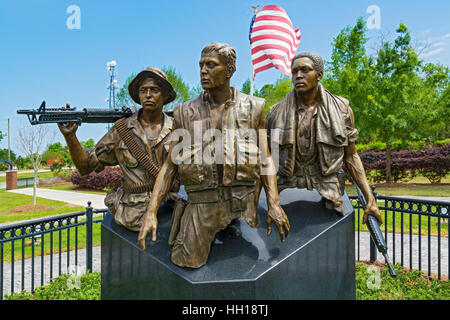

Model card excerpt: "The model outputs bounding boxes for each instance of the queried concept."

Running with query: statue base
[101,188,355,300]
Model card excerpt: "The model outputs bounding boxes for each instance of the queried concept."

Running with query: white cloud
[420,47,445,58]
[432,42,446,48]
[421,29,432,36]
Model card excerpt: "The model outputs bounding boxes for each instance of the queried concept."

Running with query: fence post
[86,201,93,273]
[369,186,378,262]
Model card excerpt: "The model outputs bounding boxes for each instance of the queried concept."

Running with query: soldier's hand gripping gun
[17,101,134,125]
[354,184,397,278]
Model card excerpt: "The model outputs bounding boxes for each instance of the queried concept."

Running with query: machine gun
[17,101,134,125]
[353,183,397,278]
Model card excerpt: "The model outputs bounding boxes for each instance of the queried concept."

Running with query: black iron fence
[0,202,106,299]
[1,191,448,299]
[351,188,449,280]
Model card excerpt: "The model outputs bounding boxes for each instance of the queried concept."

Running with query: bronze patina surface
[58,67,178,231]
[266,52,382,224]
[138,43,290,268]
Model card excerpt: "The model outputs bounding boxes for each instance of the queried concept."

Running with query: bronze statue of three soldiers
[59,43,382,269]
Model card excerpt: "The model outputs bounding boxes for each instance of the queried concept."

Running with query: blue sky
[1,0,449,154]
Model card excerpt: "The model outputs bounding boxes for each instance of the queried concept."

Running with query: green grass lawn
[40,183,107,196]
[0,190,85,224]
[4,263,448,300]
[353,203,448,237]
[346,174,450,197]
[0,171,56,183]
[346,184,450,197]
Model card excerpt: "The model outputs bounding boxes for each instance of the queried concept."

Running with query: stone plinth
[101,188,355,300]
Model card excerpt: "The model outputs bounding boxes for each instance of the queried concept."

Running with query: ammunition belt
[122,180,155,194]
[115,118,180,193]
[115,118,160,178]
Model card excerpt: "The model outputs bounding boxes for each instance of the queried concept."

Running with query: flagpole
[250,68,254,96]
[250,5,259,96]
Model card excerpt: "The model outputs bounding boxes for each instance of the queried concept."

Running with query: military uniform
[170,88,265,268]
[266,84,358,214]
[86,109,174,231]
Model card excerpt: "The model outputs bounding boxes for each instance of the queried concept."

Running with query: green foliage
[241,78,252,95]
[435,139,450,147]
[161,66,193,111]
[0,149,16,170]
[117,66,201,113]
[14,155,32,170]
[321,18,449,182]
[356,140,431,152]
[42,142,72,174]
[116,73,140,112]
[356,263,449,300]
[80,139,95,150]
[252,75,293,113]
[4,272,101,300]
[0,130,4,143]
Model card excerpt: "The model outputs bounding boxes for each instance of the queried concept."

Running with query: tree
[161,66,192,111]
[0,131,4,143]
[116,66,199,113]
[80,139,95,150]
[116,73,140,112]
[323,19,448,183]
[366,23,428,182]
[242,76,293,114]
[322,17,374,142]
[16,125,51,205]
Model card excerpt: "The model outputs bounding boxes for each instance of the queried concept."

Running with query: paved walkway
[357,231,448,277]
[7,188,106,209]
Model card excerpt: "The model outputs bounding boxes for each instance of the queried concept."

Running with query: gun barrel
[17,105,134,125]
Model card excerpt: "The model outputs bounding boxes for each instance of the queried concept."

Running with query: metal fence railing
[1,191,448,299]
[351,187,449,280]
[0,202,106,299]
[16,177,35,188]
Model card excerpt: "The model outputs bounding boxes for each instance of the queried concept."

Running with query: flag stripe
[251,25,301,44]
[251,34,298,54]
[251,42,296,60]
[250,5,301,78]
[254,15,295,31]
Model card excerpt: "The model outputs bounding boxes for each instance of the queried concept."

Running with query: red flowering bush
[71,167,123,190]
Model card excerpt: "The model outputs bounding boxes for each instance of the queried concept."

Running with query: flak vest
[173,89,266,194]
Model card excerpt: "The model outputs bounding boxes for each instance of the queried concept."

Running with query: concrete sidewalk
[7,188,106,209]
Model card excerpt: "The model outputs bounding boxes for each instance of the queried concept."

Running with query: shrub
[4,272,100,300]
[356,263,449,300]
[359,144,450,184]
[435,139,450,147]
[71,167,123,190]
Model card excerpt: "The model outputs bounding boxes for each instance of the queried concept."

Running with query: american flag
[249,5,301,77]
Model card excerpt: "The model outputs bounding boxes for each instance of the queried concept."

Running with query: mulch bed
[9,204,56,213]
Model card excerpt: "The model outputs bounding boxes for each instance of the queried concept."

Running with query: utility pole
[106,60,118,131]
[8,118,11,162]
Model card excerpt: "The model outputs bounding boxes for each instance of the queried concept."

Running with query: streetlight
[106,60,119,130]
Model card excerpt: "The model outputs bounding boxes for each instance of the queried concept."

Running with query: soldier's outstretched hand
[266,204,290,242]
[137,213,158,251]
[57,104,78,137]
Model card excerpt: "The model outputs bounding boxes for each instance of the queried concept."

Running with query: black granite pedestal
[101,188,355,300]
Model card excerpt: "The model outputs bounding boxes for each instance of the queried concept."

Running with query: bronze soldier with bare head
[138,42,290,268]
[266,52,382,224]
